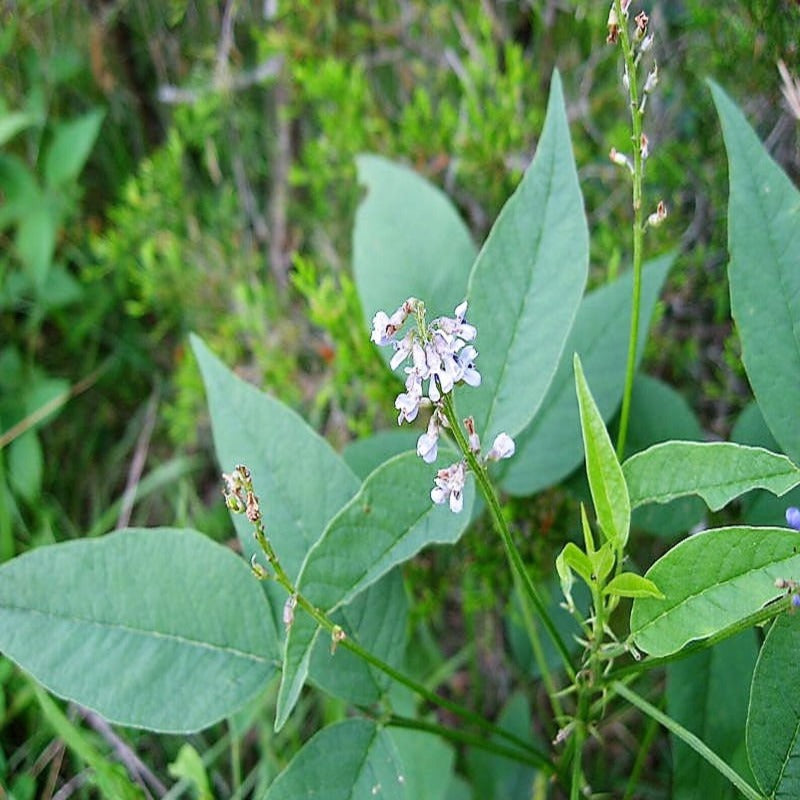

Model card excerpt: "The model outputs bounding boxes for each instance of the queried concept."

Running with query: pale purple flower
[786,507,800,531]
[434,300,477,342]
[417,411,444,463]
[456,345,481,387]
[390,332,414,370]
[431,461,467,513]
[486,432,515,461]
[370,311,396,346]
[395,386,422,425]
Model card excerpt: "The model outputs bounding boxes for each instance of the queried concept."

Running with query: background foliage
[1,1,798,797]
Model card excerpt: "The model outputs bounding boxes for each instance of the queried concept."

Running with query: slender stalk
[614,0,646,460]
[623,698,660,800]
[249,510,547,763]
[440,395,576,682]
[384,713,553,773]
[229,719,242,795]
[612,681,765,800]
[608,597,790,681]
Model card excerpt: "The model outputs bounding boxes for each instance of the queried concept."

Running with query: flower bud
[330,624,347,654]
[647,200,667,228]
[283,594,298,629]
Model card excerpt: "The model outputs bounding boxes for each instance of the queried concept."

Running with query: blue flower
[786,507,800,531]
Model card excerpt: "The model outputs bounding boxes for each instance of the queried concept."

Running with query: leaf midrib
[0,603,271,664]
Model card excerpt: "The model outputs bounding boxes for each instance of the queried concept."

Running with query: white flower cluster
[371,297,514,513]
[371,298,480,423]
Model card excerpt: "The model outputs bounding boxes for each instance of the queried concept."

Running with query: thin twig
[116,390,159,530]
[157,56,283,105]
[50,770,90,800]
[0,362,108,451]
[78,707,167,796]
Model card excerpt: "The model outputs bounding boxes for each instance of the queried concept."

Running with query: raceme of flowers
[371,297,515,512]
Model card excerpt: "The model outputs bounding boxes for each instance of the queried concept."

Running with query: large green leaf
[309,568,408,706]
[574,354,630,549]
[462,71,588,441]
[0,528,278,732]
[43,109,105,187]
[711,82,800,464]
[747,615,800,799]
[388,729,454,800]
[192,335,360,579]
[630,526,800,657]
[625,375,706,538]
[733,402,800,526]
[624,441,800,510]
[275,452,473,729]
[502,255,672,495]
[263,718,406,800]
[353,154,476,325]
[667,631,758,800]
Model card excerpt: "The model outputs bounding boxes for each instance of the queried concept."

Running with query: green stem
[608,597,790,681]
[384,713,553,773]
[229,719,242,795]
[252,521,545,763]
[623,696,661,800]
[440,395,576,682]
[614,0,646,460]
[612,681,765,800]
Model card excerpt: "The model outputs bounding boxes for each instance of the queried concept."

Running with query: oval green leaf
[192,335,360,580]
[462,70,588,441]
[264,718,406,800]
[623,441,800,511]
[44,109,105,187]
[574,354,630,549]
[502,254,672,496]
[604,572,664,600]
[747,614,800,798]
[630,526,800,657]
[711,81,800,465]
[0,528,278,732]
[354,154,476,327]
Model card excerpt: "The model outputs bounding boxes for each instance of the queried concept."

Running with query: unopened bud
[634,11,648,40]
[622,66,630,90]
[330,625,346,654]
[640,133,649,160]
[250,554,269,580]
[621,0,632,15]
[776,577,790,589]
[643,63,659,94]
[245,490,261,522]
[463,416,480,453]
[283,594,298,629]
[609,147,634,174]
[606,4,619,44]
[647,200,667,227]
[639,32,655,54]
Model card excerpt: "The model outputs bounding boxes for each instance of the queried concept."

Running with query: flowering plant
[1,4,799,797]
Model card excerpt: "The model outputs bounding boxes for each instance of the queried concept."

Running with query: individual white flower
[395,385,422,425]
[456,345,481,387]
[435,300,477,342]
[417,410,445,463]
[431,461,467,513]
[390,332,414,370]
[370,310,396,346]
[486,432,515,461]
